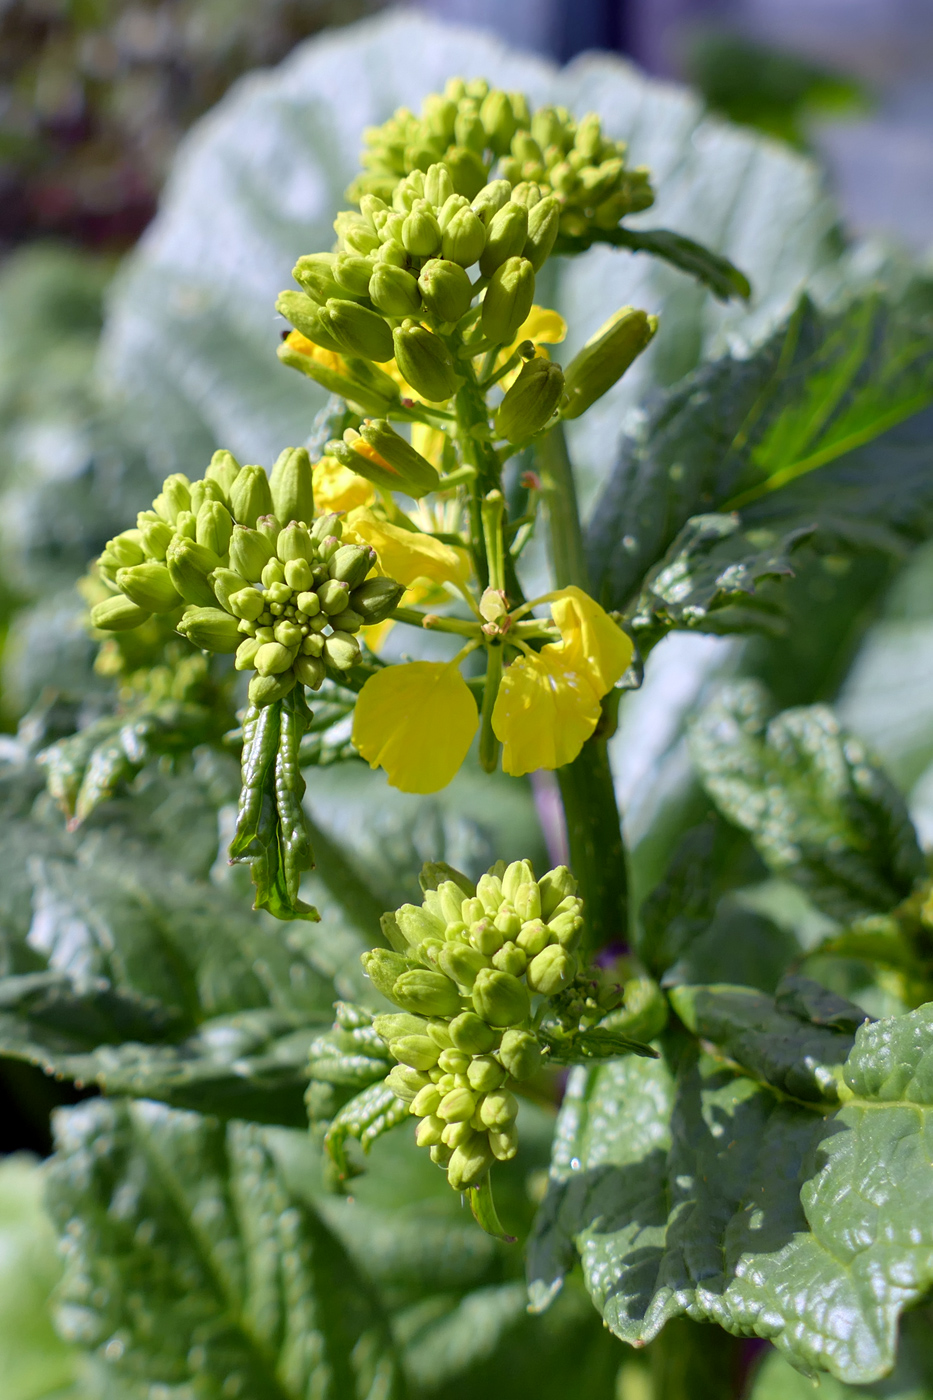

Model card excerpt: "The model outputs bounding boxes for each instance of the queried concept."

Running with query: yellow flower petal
[348,509,471,588]
[515,306,567,348]
[353,661,478,793]
[285,331,350,375]
[359,618,395,653]
[541,585,633,697]
[492,648,600,776]
[312,454,375,513]
[411,422,448,469]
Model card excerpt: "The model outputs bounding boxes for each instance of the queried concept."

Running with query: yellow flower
[312,454,375,513]
[347,509,471,588]
[353,661,478,793]
[493,586,632,776]
[411,422,448,469]
[496,305,567,387]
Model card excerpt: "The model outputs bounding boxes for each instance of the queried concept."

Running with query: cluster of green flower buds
[348,77,654,241]
[362,858,584,1192]
[89,447,404,705]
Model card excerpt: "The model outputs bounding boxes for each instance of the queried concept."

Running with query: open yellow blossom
[492,587,633,777]
[312,454,375,513]
[353,661,478,793]
[347,509,471,588]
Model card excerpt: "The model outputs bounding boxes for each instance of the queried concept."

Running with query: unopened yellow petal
[353,661,478,793]
[312,455,375,513]
[284,331,350,374]
[542,585,633,696]
[492,649,600,776]
[348,510,471,588]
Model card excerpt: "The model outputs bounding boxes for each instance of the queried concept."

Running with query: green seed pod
[498,1028,543,1081]
[538,865,577,919]
[527,945,576,994]
[495,357,564,443]
[166,537,220,607]
[441,206,487,267]
[292,253,345,305]
[481,256,535,344]
[370,264,422,317]
[319,298,394,363]
[411,1083,443,1117]
[479,201,529,276]
[418,258,473,323]
[523,194,561,271]
[516,918,550,956]
[229,524,273,580]
[391,969,462,1018]
[235,637,261,670]
[230,465,275,529]
[392,321,459,403]
[275,291,345,352]
[283,558,313,592]
[294,655,326,689]
[437,1086,476,1124]
[323,631,361,671]
[196,500,233,557]
[138,517,174,560]
[472,179,512,226]
[447,1131,493,1189]
[254,641,295,676]
[333,253,374,298]
[116,561,182,614]
[177,606,241,653]
[318,579,350,615]
[90,594,151,631]
[329,543,375,588]
[467,1055,507,1093]
[561,307,658,419]
[471,968,530,1028]
[205,448,240,498]
[386,1064,431,1101]
[248,671,296,706]
[448,1012,498,1055]
[489,1123,519,1162]
[478,1089,518,1129]
[269,447,314,526]
[437,943,490,991]
[491,943,527,977]
[276,522,314,564]
[391,1034,440,1071]
[350,577,405,623]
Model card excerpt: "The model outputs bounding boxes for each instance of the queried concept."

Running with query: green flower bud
[471,968,530,1028]
[437,1086,476,1123]
[391,969,462,1018]
[441,206,486,267]
[361,949,417,999]
[292,253,344,305]
[350,577,404,623]
[447,1131,493,1189]
[491,943,527,977]
[293,655,326,689]
[429,1142,454,1168]
[329,543,375,588]
[435,880,466,925]
[488,1124,519,1162]
[229,524,273,580]
[393,321,459,403]
[418,258,473,322]
[318,578,350,615]
[372,1012,427,1041]
[235,637,261,670]
[90,594,151,631]
[401,203,442,257]
[230,465,275,529]
[461,896,484,924]
[116,562,182,614]
[527,945,576,994]
[189,479,226,515]
[391,1034,440,1071]
[333,253,374,298]
[478,1089,518,1129]
[248,671,296,706]
[476,873,504,912]
[444,146,488,200]
[472,179,511,226]
[470,919,504,956]
[211,568,245,613]
[275,291,345,352]
[423,161,453,206]
[502,860,534,902]
[448,1012,497,1055]
[326,608,362,634]
[322,630,359,670]
[395,904,445,949]
[467,1055,507,1093]
[455,106,486,155]
[481,256,535,344]
[276,522,314,565]
[310,513,342,545]
[295,590,321,617]
[479,201,529,276]
[498,1028,543,1081]
[416,1116,446,1148]
[480,89,518,154]
[495,357,564,442]
[386,1064,431,1101]
[523,194,561,271]
[177,606,241,653]
[510,180,542,209]
[105,532,145,568]
[514,881,542,922]
[370,264,421,317]
[196,500,233,557]
[319,298,394,362]
[205,448,240,498]
[437,1048,470,1075]
[335,211,381,255]
[160,473,192,521]
[547,911,583,950]
[346,419,442,498]
[274,619,303,648]
[516,918,550,956]
[283,558,313,592]
[374,237,408,268]
[411,1083,443,1117]
[257,514,283,548]
[426,1019,454,1050]
[437,943,490,991]
[538,865,577,919]
[261,559,286,588]
[166,537,220,607]
[254,641,295,676]
[138,518,174,560]
[561,307,658,419]
[269,447,314,526]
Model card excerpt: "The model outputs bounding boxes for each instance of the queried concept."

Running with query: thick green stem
[535,422,629,951]
[478,642,503,772]
[455,380,503,590]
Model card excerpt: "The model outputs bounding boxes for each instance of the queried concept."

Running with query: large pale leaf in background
[527,1001,933,1385]
[99,10,839,505]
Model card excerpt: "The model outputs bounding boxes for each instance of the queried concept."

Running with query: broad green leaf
[750,1310,933,1398]
[689,681,924,923]
[627,511,814,654]
[46,1099,405,1400]
[528,1001,933,1385]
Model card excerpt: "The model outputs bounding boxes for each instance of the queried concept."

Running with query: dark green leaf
[689,681,924,922]
[750,1308,933,1397]
[46,1099,405,1399]
[554,226,751,302]
[528,1001,933,1384]
[628,511,814,652]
